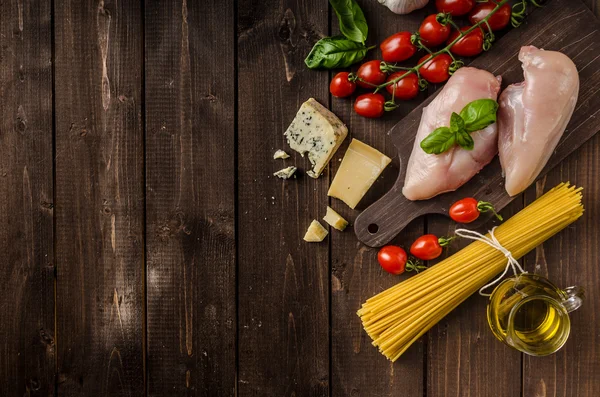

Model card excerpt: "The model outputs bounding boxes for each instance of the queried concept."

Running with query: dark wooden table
[2,1,599,396]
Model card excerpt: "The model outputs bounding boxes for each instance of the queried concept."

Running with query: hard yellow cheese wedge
[328,139,391,209]
[303,220,328,242]
[323,206,348,231]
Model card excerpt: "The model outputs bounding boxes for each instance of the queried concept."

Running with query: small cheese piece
[273,166,297,179]
[303,220,328,242]
[328,139,392,209]
[284,98,348,178]
[273,149,290,159]
[323,206,348,231]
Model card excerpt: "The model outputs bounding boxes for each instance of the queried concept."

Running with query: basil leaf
[304,36,369,69]
[330,0,368,43]
[450,112,465,134]
[459,99,499,133]
[456,131,474,151]
[420,127,456,155]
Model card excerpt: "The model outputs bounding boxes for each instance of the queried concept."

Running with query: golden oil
[487,274,582,356]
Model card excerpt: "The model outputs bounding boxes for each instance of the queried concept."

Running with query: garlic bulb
[378,0,429,14]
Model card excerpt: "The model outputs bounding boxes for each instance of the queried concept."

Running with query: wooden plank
[426,204,523,397]
[0,1,54,395]
[236,0,329,395]
[330,1,429,396]
[144,0,236,395]
[54,0,144,394]
[522,4,600,395]
[521,142,600,395]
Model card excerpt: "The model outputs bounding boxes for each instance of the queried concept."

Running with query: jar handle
[562,286,585,313]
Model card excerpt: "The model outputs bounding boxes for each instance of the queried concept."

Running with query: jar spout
[562,286,585,313]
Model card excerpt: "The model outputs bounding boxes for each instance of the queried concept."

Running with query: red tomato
[380,32,417,63]
[377,245,408,275]
[436,0,475,16]
[356,60,387,89]
[449,197,480,223]
[418,54,452,83]
[330,72,356,98]
[385,72,419,100]
[469,3,511,31]
[419,14,451,47]
[449,198,503,223]
[354,93,385,118]
[410,234,453,261]
[447,26,484,57]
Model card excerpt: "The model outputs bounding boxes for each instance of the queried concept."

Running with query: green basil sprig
[305,36,373,70]
[421,99,499,155]
[330,0,368,44]
[305,0,371,70]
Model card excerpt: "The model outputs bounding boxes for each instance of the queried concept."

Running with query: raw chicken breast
[378,0,429,14]
[498,46,579,196]
[403,67,501,200]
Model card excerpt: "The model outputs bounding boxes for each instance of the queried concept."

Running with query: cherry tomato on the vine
[435,0,474,17]
[356,60,387,89]
[418,54,452,83]
[419,14,451,47]
[410,234,454,261]
[385,72,419,100]
[380,32,417,63]
[377,246,426,275]
[330,72,356,98]
[449,198,503,223]
[354,93,386,118]
[377,245,408,275]
[447,26,484,57]
[469,3,511,31]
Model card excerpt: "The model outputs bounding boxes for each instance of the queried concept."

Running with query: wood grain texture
[426,205,522,397]
[54,0,144,394]
[236,0,330,395]
[521,141,600,396]
[144,0,236,395]
[330,2,430,396]
[355,0,600,248]
[0,1,54,395]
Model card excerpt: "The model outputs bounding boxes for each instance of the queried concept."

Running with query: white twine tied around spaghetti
[455,227,527,297]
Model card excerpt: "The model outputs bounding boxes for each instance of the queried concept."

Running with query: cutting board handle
[354,174,430,247]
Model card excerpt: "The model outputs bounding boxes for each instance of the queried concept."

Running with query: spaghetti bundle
[358,183,584,361]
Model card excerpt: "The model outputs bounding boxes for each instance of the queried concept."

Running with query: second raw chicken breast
[498,46,579,196]
[403,67,502,200]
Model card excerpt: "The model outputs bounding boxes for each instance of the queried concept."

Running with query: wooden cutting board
[354,0,600,247]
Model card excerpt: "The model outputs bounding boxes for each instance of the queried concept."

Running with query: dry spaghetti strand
[358,183,583,361]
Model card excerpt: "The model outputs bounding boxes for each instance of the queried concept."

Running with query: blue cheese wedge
[284,98,348,178]
[273,166,297,179]
[303,220,328,242]
[323,206,348,231]
[273,149,290,159]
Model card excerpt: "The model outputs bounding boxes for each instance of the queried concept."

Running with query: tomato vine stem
[375,0,513,93]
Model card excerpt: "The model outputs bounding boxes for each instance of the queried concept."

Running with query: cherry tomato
[354,93,385,118]
[419,14,451,47]
[377,245,408,275]
[356,60,387,89]
[435,0,474,16]
[469,3,511,31]
[380,32,417,63]
[447,26,484,57]
[449,198,503,223]
[410,234,454,261]
[385,72,419,100]
[330,72,356,98]
[418,54,452,83]
[449,197,480,223]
